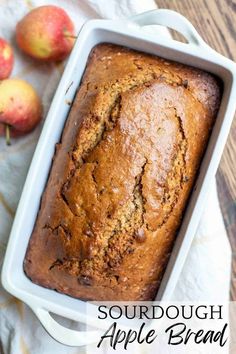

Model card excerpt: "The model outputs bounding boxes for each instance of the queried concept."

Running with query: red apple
[0,79,42,144]
[0,38,14,80]
[16,5,75,62]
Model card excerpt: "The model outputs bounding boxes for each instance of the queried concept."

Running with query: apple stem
[64,33,77,40]
[5,124,11,146]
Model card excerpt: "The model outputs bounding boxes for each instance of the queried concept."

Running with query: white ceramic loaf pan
[2,9,236,347]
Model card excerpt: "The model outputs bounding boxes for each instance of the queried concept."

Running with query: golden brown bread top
[24,44,221,301]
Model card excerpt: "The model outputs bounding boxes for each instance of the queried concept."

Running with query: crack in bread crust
[48,86,189,277]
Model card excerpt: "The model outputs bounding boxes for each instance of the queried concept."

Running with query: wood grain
[156,0,236,300]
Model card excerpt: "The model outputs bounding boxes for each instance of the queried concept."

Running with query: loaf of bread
[24,44,221,301]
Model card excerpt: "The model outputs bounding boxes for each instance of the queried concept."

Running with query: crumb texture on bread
[24,44,221,301]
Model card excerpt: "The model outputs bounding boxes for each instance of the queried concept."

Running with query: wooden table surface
[157,0,236,300]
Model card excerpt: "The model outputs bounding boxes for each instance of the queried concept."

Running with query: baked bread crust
[24,44,221,301]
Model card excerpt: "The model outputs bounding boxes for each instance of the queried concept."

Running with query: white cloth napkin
[0,1,231,353]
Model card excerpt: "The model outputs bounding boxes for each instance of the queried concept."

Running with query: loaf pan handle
[32,307,101,347]
[129,9,208,47]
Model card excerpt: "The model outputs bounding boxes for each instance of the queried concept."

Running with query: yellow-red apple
[16,5,75,62]
[0,79,42,144]
[0,38,14,80]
